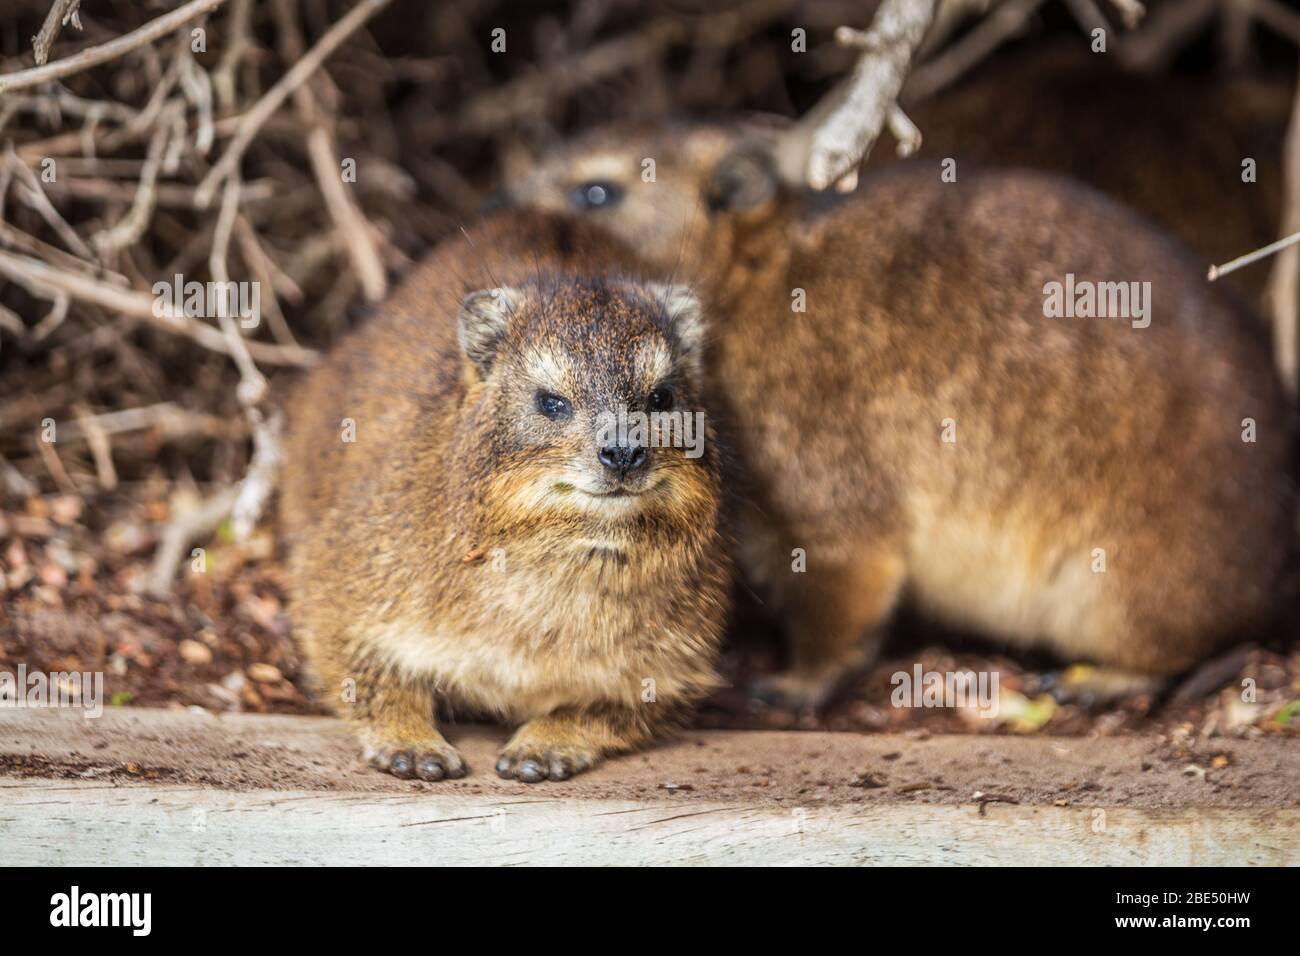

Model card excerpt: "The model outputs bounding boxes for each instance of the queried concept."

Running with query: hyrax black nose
[598,443,648,476]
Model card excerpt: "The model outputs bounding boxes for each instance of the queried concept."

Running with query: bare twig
[34,430,78,495]
[272,0,387,301]
[1253,0,1300,46]
[0,0,228,95]
[303,124,387,301]
[230,407,282,542]
[89,102,179,255]
[0,87,136,126]
[904,0,1045,104]
[4,145,95,259]
[886,105,923,157]
[1267,68,1300,400]
[31,0,84,66]
[208,177,268,400]
[72,402,118,491]
[1118,0,1216,71]
[194,0,394,208]
[56,401,240,443]
[439,0,790,140]
[1208,230,1300,282]
[29,288,69,341]
[0,248,317,367]
[778,0,938,191]
[146,485,239,596]
[1062,0,1114,37]
[177,41,216,156]
[212,0,254,112]
[233,215,301,347]
[1109,0,1146,30]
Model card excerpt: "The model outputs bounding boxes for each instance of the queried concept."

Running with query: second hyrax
[281,212,729,781]
[510,122,1294,708]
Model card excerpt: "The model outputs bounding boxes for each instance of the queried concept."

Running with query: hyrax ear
[458,286,523,376]
[646,283,706,367]
[705,144,777,213]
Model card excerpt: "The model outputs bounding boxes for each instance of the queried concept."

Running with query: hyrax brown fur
[865,44,1288,307]
[511,123,1295,708]
[281,211,729,782]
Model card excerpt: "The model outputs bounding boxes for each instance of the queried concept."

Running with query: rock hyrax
[281,212,729,781]
[510,122,1294,708]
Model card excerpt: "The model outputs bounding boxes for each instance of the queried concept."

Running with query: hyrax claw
[495,746,597,784]
[367,741,467,782]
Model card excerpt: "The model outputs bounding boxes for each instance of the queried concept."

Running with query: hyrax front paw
[365,738,466,781]
[495,744,597,783]
[495,725,601,783]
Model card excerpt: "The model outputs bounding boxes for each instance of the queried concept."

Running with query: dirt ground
[2,488,1298,744]
[3,707,1297,809]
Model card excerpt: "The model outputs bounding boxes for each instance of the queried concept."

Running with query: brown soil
[3,707,1297,809]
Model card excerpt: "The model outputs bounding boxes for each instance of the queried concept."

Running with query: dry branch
[438,0,791,141]
[0,248,316,367]
[146,485,239,597]
[88,102,178,255]
[272,0,388,302]
[779,0,938,191]
[1267,68,1300,400]
[0,0,228,95]
[31,1,85,67]
[1109,0,1146,29]
[1208,230,1300,282]
[904,0,1046,104]
[1253,0,1300,46]
[195,0,395,208]
[1118,0,1216,71]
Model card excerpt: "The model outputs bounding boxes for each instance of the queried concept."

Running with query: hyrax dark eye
[535,391,572,420]
[648,387,674,412]
[570,181,622,210]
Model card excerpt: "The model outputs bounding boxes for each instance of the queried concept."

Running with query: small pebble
[179,639,213,665]
[247,663,283,683]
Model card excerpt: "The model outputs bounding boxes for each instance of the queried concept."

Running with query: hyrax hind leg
[1049,664,1168,708]
[496,703,657,783]
[751,547,907,711]
[1044,552,1236,707]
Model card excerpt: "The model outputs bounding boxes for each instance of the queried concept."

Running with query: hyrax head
[501,120,783,273]
[458,277,716,525]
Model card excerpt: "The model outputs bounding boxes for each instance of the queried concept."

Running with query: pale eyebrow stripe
[523,348,570,392]
[570,153,634,182]
[640,342,672,383]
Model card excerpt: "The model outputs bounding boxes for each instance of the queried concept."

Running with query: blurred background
[0,0,1297,737]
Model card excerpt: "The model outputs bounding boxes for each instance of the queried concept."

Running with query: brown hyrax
[281,211,729,781]
[870,44,1288,307]
[508,122,1294,708]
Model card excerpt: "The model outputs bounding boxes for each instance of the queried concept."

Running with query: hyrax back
[512,124,1294,708]
[282,211,729,781]
[866,44,1287,307]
